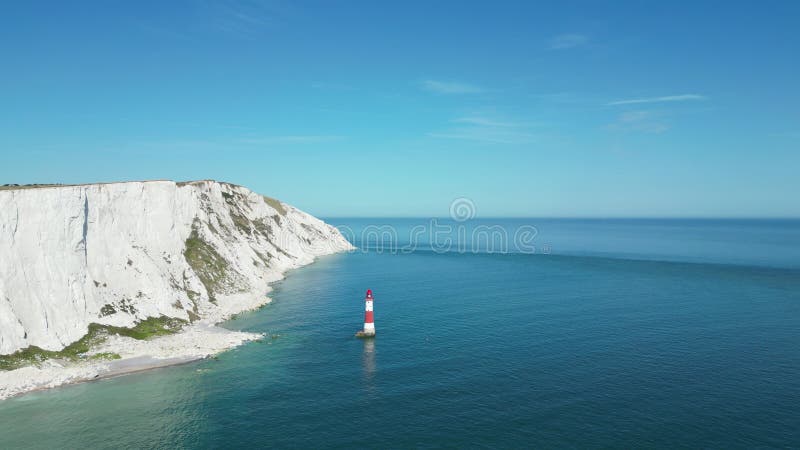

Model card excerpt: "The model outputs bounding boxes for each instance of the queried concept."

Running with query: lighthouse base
[355,330,376,338]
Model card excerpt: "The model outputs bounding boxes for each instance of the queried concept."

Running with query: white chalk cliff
[0,180,353,357]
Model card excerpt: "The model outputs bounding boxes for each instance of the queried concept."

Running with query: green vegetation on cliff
[0,316,186,371]
[263,196,287,215]
[183,221,231,302]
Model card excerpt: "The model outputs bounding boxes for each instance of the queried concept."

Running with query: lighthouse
[356,289,376,338]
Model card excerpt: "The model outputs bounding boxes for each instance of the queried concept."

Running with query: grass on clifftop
[0,183,64,191]
[0,316,186,371]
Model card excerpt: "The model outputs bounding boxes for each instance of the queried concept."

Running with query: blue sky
[1,1,798,217]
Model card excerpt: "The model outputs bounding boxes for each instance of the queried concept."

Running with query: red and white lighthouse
[357,289,376,337]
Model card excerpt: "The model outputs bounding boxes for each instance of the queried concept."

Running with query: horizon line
[320,216,800,220]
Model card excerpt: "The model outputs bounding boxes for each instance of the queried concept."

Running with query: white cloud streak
[427,130,536,145]
[452,117,519,127]
[237,135,344,144]
[608,94,707,106]
[428,115,537,144]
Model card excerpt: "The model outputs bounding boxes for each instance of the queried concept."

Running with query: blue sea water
[0,219,798,448]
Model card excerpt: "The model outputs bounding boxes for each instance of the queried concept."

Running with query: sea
[0,218,798,448]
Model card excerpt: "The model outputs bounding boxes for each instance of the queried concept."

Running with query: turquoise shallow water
[1,219,799,448]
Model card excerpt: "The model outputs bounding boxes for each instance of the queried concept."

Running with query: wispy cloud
[135,0,282,40]
[208,2,273,37]
[608,94,707,106]
[428,115,537,144]
[421,80,485,94]
[607,110,668,133]
[548,33,589,50]
[427,130,536,144]
[452,117,519,127]
[237,135,344,144]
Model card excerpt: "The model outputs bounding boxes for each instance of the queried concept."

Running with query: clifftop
[1,179,244,191]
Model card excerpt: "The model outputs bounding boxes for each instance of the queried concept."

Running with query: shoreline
[0,320,266,401]
[2,356,203,401]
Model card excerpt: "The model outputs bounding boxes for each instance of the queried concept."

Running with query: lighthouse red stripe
[364,311,374,323]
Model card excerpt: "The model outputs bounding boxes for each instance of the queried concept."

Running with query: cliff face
[0,180,353,355]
